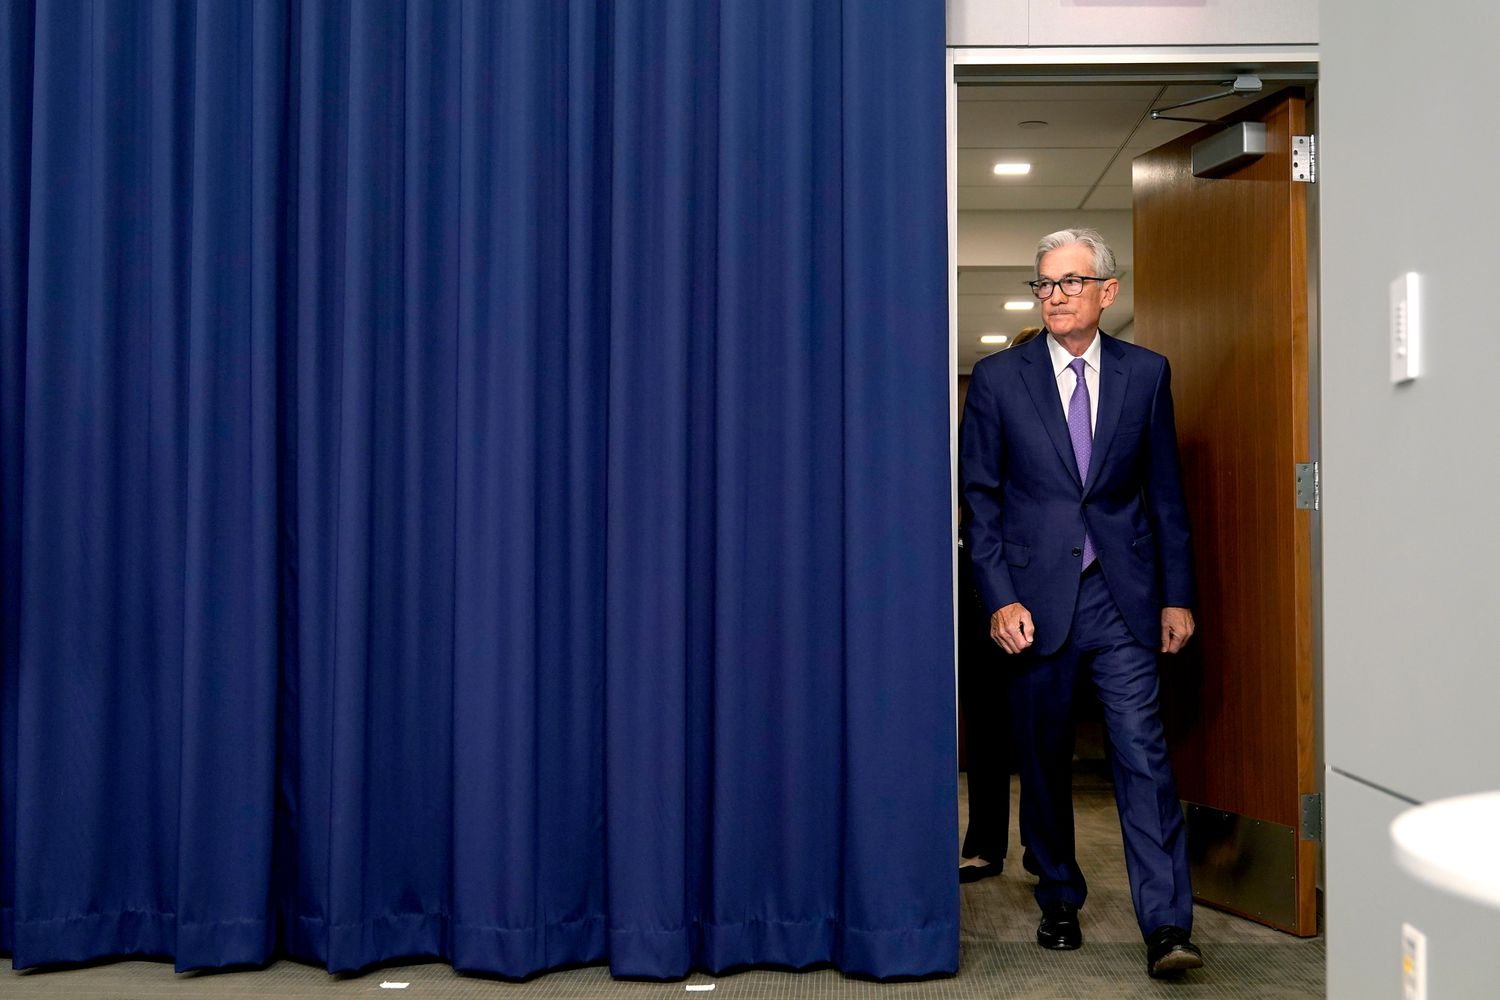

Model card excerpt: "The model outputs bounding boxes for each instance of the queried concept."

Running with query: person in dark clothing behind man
[957,518,1010,883]
[958,326,1043,884]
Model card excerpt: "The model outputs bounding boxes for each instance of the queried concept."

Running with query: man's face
[1038,243,1118,340]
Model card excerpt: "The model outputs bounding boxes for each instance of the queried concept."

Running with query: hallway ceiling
[957,82,1290,212]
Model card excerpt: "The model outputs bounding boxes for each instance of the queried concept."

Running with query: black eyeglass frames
[1025,276,1111,299]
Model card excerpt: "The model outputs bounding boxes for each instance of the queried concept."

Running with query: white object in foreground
[1391,790,1500,910]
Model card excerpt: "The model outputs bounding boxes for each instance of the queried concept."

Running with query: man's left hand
[1161,607,1195,654]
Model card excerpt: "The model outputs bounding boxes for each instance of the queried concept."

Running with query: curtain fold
[0,0,35,957]
[0,0,955,980]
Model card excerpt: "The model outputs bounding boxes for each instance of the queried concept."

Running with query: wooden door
[1132,93,1317,935]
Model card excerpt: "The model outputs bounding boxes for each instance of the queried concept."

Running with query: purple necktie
[1067,357,1096,570]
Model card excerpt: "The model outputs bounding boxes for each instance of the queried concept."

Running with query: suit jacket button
[1071,547,1082,557]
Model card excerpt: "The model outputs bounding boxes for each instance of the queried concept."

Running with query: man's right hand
[990,602,1034,654]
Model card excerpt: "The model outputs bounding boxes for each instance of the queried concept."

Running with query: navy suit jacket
[960,331,1195,657]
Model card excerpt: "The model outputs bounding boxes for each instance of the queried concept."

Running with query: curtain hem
[608,917,960,980]
[285,910,608,977]
[11,910,177,970]
[8,910,957,980]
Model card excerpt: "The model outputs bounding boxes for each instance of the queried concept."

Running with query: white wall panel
[1028,0,1316,47]
[946,0,1028,46]
[949,0,1316,47]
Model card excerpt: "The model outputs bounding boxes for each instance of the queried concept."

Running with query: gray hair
[1034,228,1118,279]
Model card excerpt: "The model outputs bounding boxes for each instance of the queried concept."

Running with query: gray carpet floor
[0,772,1325,999]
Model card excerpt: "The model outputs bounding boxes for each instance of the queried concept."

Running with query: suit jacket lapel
[1084,333,1130,496]
[1019,336,1082,488]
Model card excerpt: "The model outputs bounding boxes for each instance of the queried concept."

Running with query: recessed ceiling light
[992,162,1031,176]
[980,334,1009,345]
[1018,120,1048,129]
[1003,300,1035,311]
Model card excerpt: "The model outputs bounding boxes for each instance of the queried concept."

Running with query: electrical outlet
[1402,922,1427,1000]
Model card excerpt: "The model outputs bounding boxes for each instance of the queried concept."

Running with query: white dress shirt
[1047,330,1100,435]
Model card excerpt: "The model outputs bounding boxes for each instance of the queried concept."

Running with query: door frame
[945,44,1324,927]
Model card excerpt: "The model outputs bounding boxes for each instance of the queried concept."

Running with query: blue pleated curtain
[0,0,955,980]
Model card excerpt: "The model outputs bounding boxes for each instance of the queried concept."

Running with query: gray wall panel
[1320,0,1500,803]
[1323,2,1500,994]
[1327,770,1500,999]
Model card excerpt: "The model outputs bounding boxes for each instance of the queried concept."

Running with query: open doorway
[949,53,1323,992]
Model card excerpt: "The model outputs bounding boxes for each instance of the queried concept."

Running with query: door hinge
[1292,134,1316,183]
[1300,792,1323,842]
[1295,462,1319,510]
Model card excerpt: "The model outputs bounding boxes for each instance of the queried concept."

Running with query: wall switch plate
[1390,273,1421,384]
[1402,922,1427,1000]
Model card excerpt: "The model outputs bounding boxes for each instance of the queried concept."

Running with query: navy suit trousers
[1009,564,1193,937]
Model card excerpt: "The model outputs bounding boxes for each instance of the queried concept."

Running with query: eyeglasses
[1025,276,1110,299]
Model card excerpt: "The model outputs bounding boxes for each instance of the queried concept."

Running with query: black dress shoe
[959,859,1003,883]
[1145,925,1203,978]
[1036,902,1082,950]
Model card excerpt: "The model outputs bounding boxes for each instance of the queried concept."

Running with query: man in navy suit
[960,228,1203,978]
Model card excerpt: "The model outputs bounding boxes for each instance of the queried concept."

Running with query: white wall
[947,0,1027,46]
[1320,0,1500,995]
[947,0,1316,48]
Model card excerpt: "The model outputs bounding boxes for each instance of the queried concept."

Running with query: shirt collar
[1047,329,1103,379]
